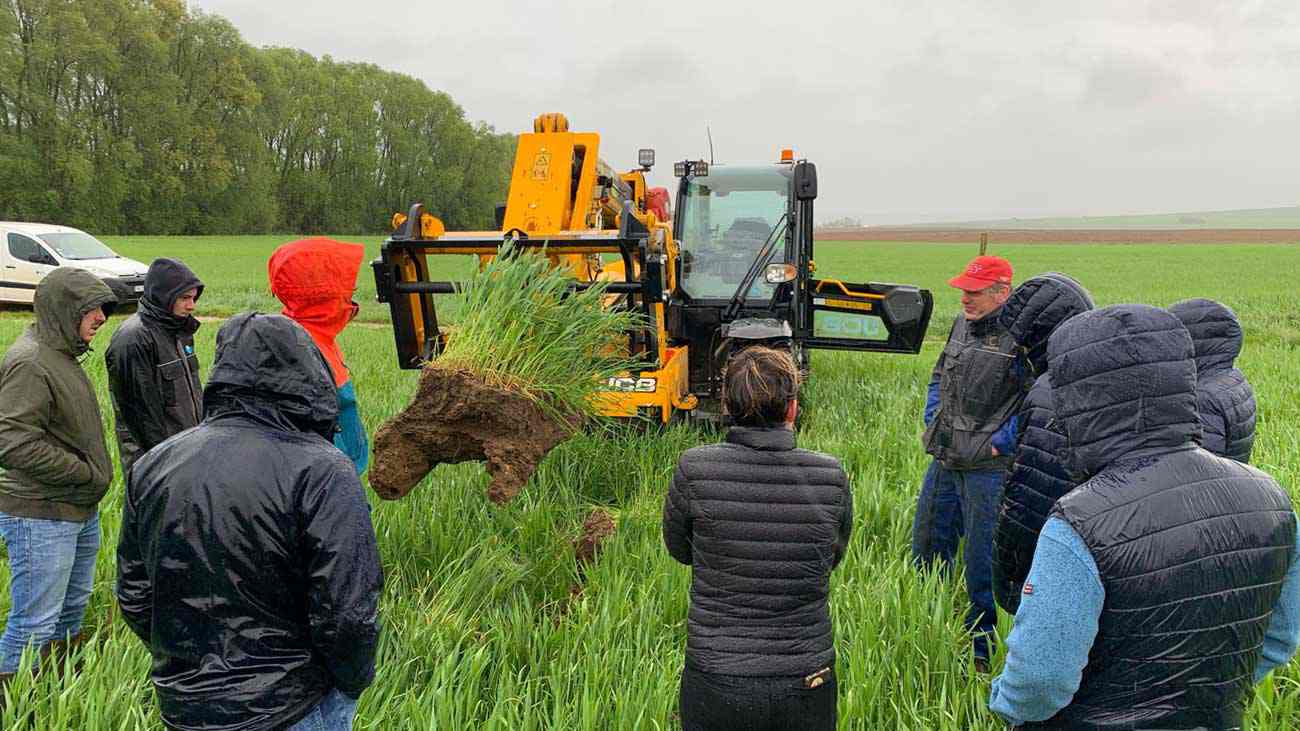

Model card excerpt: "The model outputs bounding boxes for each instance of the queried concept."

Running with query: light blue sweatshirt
[990,516,1300,726]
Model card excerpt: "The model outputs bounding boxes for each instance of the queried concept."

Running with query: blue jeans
[912,460,963,570]
[286,689,359,731]
[912,463,1003,660]
[0,512,100,673]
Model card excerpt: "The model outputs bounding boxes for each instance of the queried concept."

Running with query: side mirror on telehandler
[794,161,818,201]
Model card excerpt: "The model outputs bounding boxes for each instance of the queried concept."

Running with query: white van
[0,222,150,305]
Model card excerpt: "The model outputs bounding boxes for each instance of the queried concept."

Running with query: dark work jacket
[105,258,204,474]
[1169,298,1256,463]
[0,268,117,521]
[1023,304,1295,730]
[991,273,1093,613]
[922,310,1020,471]
[663,426,852,677]
[116,313,383,731]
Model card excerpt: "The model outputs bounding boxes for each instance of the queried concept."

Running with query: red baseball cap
[948,255,1013,291]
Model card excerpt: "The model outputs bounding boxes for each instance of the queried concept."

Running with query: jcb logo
[605,377,657,393]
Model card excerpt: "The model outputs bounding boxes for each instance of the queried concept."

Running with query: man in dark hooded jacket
[1169,297,1256,463]
[989,273,1094,614]
[116,313,383,731]
[105,258,205,474]
[0,268,116,682]
[990,304,1300,729]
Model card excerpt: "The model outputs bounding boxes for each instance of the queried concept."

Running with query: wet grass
[0,240,1297,727]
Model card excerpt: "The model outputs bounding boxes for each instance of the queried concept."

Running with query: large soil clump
[370,367,575,505]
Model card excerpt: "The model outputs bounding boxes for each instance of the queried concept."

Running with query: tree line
[0,0,515,235]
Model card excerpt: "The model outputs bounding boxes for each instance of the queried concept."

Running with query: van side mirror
[794,161,817,201]
[38,252,58,266]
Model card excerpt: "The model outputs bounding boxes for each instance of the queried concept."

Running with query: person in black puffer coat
[106,258,205,474]
[663,346,852,731]
[116,313,383,731]
[989,304,1300,730]
[990,273,1094,614]
[1169,297,1256,463]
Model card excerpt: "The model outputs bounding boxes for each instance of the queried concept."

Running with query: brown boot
[61,633,88,677]
[37,632,87,681]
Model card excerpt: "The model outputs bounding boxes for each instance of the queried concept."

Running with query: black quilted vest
[1030,449,1294,730]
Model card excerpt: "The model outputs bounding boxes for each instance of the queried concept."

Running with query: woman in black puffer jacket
[663,347,852,731]
[990,273,1094,614]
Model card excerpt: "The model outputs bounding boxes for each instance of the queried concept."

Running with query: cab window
[677,166,791,300]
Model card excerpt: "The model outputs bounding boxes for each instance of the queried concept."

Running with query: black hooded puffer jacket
[991,273,1094,613]
[116,313,383,731]
[106,258,206,473]
[1169,297,1256,463]
[663,427,853,677]
[1020,305,1295,731]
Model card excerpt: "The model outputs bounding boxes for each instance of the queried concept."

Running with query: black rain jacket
[1169,297,1257,463]
[106,258,205,474]
[663,426,852,677]
[116,313,383,731]
[991,273,1094,613]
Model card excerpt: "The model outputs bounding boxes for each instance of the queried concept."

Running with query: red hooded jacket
[268,238,364,387]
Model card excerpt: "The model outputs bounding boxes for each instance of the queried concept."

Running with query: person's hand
[991,446,1000,457]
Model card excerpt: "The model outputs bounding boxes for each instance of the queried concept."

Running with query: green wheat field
[1,237,1298,729]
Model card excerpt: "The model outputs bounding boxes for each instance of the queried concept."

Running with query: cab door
[2,232,57,304]
[799,278,933,353]
[785,161,933,354]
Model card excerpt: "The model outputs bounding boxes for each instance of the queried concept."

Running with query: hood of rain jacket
[268,238,364,387]
[1047,304,1200,481]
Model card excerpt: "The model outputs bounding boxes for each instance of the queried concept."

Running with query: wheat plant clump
[368,245,646,503]
[435,245,644,419]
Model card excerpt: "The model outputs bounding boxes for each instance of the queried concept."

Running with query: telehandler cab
[371,114,933,424]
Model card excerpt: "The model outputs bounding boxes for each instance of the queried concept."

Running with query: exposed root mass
[369,367,574,505]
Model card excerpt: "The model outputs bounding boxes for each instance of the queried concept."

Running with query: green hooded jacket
[0,267,117,521]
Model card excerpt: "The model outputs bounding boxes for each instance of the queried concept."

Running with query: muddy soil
[369,367,575,505]
[573,508,616,566]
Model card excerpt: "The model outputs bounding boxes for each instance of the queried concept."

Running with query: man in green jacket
[0,268,116,683]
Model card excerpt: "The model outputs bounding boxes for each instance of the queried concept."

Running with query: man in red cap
[913,254,1022,672]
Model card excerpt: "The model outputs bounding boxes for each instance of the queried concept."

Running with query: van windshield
[38,232,118,261]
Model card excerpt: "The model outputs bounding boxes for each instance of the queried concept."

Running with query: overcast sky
[193,0,1300,224]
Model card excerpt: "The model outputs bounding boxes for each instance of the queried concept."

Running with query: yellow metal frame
[388,113,689,423]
